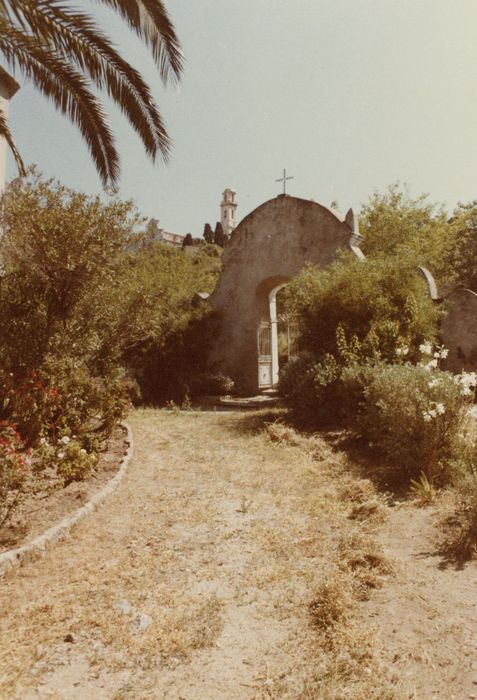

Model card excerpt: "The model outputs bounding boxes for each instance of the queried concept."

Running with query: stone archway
[208,194,363,394]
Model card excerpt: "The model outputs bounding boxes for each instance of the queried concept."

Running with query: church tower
[220,188,237,236]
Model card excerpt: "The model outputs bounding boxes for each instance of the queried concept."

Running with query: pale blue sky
[6,0,477,234]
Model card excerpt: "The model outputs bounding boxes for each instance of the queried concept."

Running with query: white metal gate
[257,321,272,388]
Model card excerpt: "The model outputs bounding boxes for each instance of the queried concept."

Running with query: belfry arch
[208,194,363,394]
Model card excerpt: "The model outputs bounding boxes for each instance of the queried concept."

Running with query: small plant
[410,471,435,505]
[266,420,299,445]
[445,474,477,561]
[55,437,97,486]
[236,496,253,514]
[181,391,193,411]
[309,572,353,631]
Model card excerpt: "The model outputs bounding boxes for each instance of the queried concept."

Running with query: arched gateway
[208,194,364,394]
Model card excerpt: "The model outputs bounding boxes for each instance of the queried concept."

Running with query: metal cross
[276,168,294,195]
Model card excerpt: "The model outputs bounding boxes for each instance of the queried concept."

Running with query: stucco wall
[208,194,355,393]
[440,289,477,373]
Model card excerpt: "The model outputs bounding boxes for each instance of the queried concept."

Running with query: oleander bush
[358,360,475,485]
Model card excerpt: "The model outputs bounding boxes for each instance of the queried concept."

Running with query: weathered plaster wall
[0,67,19,195]
[440,289,477,373]
[209,194,356,393]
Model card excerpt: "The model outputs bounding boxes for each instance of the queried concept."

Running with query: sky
[5,0,477,235]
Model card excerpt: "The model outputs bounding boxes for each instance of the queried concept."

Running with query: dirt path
[0,409,476,699]
[364,502,477,698]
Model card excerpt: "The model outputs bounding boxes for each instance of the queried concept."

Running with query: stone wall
[440,289,477,373]
[208,194,359,393]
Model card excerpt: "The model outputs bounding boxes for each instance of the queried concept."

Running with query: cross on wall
[275,168,294,195]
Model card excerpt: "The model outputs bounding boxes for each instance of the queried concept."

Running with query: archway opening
[257,279,298,390]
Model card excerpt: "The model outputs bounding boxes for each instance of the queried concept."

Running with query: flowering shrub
[0,369,61,448]
[358,355,475,484]
[0,421,31,525]
[54,436,98,486]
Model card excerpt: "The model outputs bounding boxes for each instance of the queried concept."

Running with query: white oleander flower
[57,451,65,459]
[460,372,477,387]
[419,342,433,355]
[435,403,445,415]
[60,435,70,445]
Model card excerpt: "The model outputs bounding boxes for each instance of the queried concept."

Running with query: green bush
[279,353,345,426]
[283,253,440,366]
[358,362,474,485]
[189,372,234,396]
[54,437,98,486]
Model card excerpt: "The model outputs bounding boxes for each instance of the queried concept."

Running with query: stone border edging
[0,421,134,578]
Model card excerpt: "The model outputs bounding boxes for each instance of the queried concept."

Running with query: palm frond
[9,0,171,160]
[0,109,25,176]
[0,20,119,185]
[0,0,183,185]
[93,0,183,83]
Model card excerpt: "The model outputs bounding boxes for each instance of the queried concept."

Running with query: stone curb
[0,421,134,579]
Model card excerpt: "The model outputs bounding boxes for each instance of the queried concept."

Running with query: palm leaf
[0,109,25,176]
[0,0,183,185]
[0,20,119,185]
[10,0,171,160]
[93,0,183,83]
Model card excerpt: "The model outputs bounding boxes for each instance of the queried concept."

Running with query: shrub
[189,372,234,396]
[0,369,62,448]
[447,475,477,560]
[283,253,440,366]
[358,363,474,485]
[279,351,378,428]
[278,353,344,426]
[0,421,30,525]
[54,437,97,486]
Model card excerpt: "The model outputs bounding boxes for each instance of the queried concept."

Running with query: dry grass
[439,478,477,563]
[265,420,301,446]
[0,408,400,699]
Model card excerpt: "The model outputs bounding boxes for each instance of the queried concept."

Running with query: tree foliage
[283,253,440,365]
[359,184,456,287]
[447,201,477,291]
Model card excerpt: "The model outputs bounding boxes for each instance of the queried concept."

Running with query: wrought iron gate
[257,321,272,388]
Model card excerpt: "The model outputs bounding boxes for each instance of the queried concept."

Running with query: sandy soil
[362,502,477,698]
[0,409,476,699]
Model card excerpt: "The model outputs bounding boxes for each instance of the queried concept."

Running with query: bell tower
[220,188,237,236]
